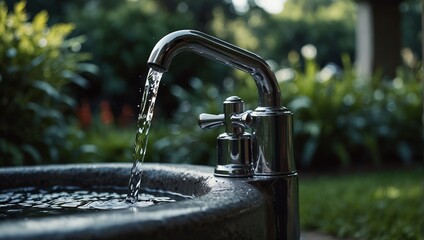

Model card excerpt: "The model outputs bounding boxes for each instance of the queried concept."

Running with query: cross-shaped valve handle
[198,96,251,135]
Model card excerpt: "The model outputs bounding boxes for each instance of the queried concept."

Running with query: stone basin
[0,163,266,240]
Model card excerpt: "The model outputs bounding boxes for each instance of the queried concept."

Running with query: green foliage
[211,0,356,67]
[66,0,178,98]
[272,0,356,66]
[299,168,424,239]
[73,124,134,163]
[0,1,93,165]
[281,51,422,168]
[64,0,233,113]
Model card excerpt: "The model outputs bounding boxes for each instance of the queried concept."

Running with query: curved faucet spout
[147,31,299,239]
[147,30,281,108]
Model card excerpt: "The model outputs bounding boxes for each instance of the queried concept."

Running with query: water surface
[0,185,187,220]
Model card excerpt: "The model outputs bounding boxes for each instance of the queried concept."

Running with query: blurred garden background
[0,0,423,239]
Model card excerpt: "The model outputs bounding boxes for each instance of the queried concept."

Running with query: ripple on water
[0,185,186,220]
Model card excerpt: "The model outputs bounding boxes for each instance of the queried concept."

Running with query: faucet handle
[198,96,253,177]
[198,113,224,129]
[198,96,249,134]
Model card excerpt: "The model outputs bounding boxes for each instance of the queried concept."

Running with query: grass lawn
[299,166,424,239]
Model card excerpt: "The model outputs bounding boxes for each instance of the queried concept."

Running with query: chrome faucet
[147,30,299,240]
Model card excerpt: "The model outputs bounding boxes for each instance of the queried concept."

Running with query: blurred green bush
[8,0,363,115]
[211,0,356,67]
[283,51,422,168]
[64,0,235,115]
[0,1,95,165]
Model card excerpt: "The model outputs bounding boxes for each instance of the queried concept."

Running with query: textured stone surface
[0,163,266,240]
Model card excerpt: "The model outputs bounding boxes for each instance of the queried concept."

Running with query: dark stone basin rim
[0,163,266,240]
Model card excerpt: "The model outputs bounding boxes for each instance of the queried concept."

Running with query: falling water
[126,68,163,203]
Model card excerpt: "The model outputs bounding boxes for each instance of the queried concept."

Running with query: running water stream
[126,68,163,203]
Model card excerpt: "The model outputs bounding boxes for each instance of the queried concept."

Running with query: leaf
[304,122,321,137]
[49,146,59,162]
[333,142,351,167]
[397,142,413,165]
[6,47,17,58]
[13,1,27,22]
[0,2,7,28]
[79,144,98,154]
[21,144,41,163]
[363,134,381,165]
[32,10,48,32]
[301,137,317,167]
[26,102,45,123]
[170,85,189,100]
[76,63,98,75]
[49,23,74,38]
[29,55,45,68]
[0,139,23,165]
[288,96,312,111]
[62,70,88,88]
[60,94,76,108]
[32,80,60,99]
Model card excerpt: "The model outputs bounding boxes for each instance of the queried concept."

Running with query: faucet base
[249,173,300,240]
